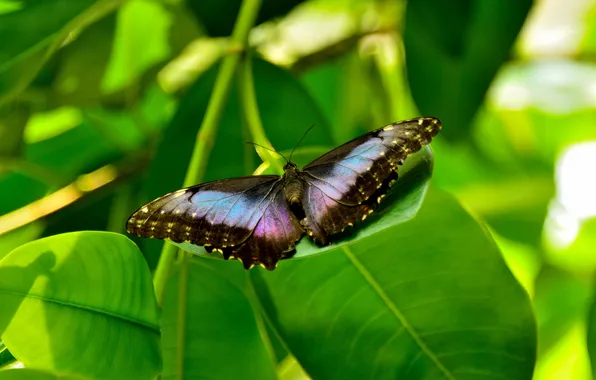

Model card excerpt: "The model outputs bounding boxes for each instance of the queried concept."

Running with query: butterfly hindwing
[220,184,304,269]
[299,117,441,244]
[127,176,304,269]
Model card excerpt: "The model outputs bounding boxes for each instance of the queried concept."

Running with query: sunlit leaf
[102,0,172,93]
[0,231,160,380]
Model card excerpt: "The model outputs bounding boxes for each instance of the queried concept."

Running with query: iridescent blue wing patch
[127,176,303,269]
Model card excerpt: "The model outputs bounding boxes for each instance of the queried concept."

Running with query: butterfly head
[283,162,298,171]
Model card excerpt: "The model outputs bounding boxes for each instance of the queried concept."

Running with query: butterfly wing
[299,117,441,244]
[127,176,304,269]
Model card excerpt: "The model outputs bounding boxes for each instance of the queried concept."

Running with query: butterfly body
[281,163,304,206]
[127,117,442,270]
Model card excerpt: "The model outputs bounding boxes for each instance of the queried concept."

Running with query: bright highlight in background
[545,141,596,251]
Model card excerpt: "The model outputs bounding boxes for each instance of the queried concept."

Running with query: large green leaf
[252,188,536,379]
[0,231,160,380]
[161,258,276,380]
[403,0,532,141]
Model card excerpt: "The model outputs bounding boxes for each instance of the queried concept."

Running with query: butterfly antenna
[289,124,315,163]
[246,142,289,163]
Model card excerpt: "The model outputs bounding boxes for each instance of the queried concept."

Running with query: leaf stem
[237,55,285,174]
[152,0,262,305]
[175,253,189,380]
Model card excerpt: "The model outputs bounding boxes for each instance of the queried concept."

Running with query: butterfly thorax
[282,163,304,206]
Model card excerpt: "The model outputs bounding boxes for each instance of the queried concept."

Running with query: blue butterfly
[127,117,442,270]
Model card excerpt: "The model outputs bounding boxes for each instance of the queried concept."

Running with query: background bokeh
[1,0,596,378]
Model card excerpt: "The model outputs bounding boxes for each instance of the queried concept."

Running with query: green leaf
[252,188,536,379]
[535,268,592,379]
[52,13,116,106]
[0,368,87,380]
[101,0,172,93]
[161,258,276,380]
[300,51,389,145]
[0,231,160,380]
[403,0,532,141]
[0,171,49,215]
[534,268,592,356]
[0,0,120,104]
[26,121,123,179]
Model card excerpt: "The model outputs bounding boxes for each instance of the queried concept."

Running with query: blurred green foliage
[0,0,595,379]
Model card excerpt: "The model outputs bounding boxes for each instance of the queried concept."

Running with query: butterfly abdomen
[284,179,303,203]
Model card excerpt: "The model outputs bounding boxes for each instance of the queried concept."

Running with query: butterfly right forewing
[299,117,441,244]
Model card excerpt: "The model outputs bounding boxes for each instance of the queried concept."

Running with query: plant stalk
[152,0,263,306]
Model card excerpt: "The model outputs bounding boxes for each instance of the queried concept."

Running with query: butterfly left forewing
[126,175,305,270]
[127,176,280,248]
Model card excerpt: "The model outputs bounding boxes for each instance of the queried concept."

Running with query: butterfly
[127,117,442,270]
